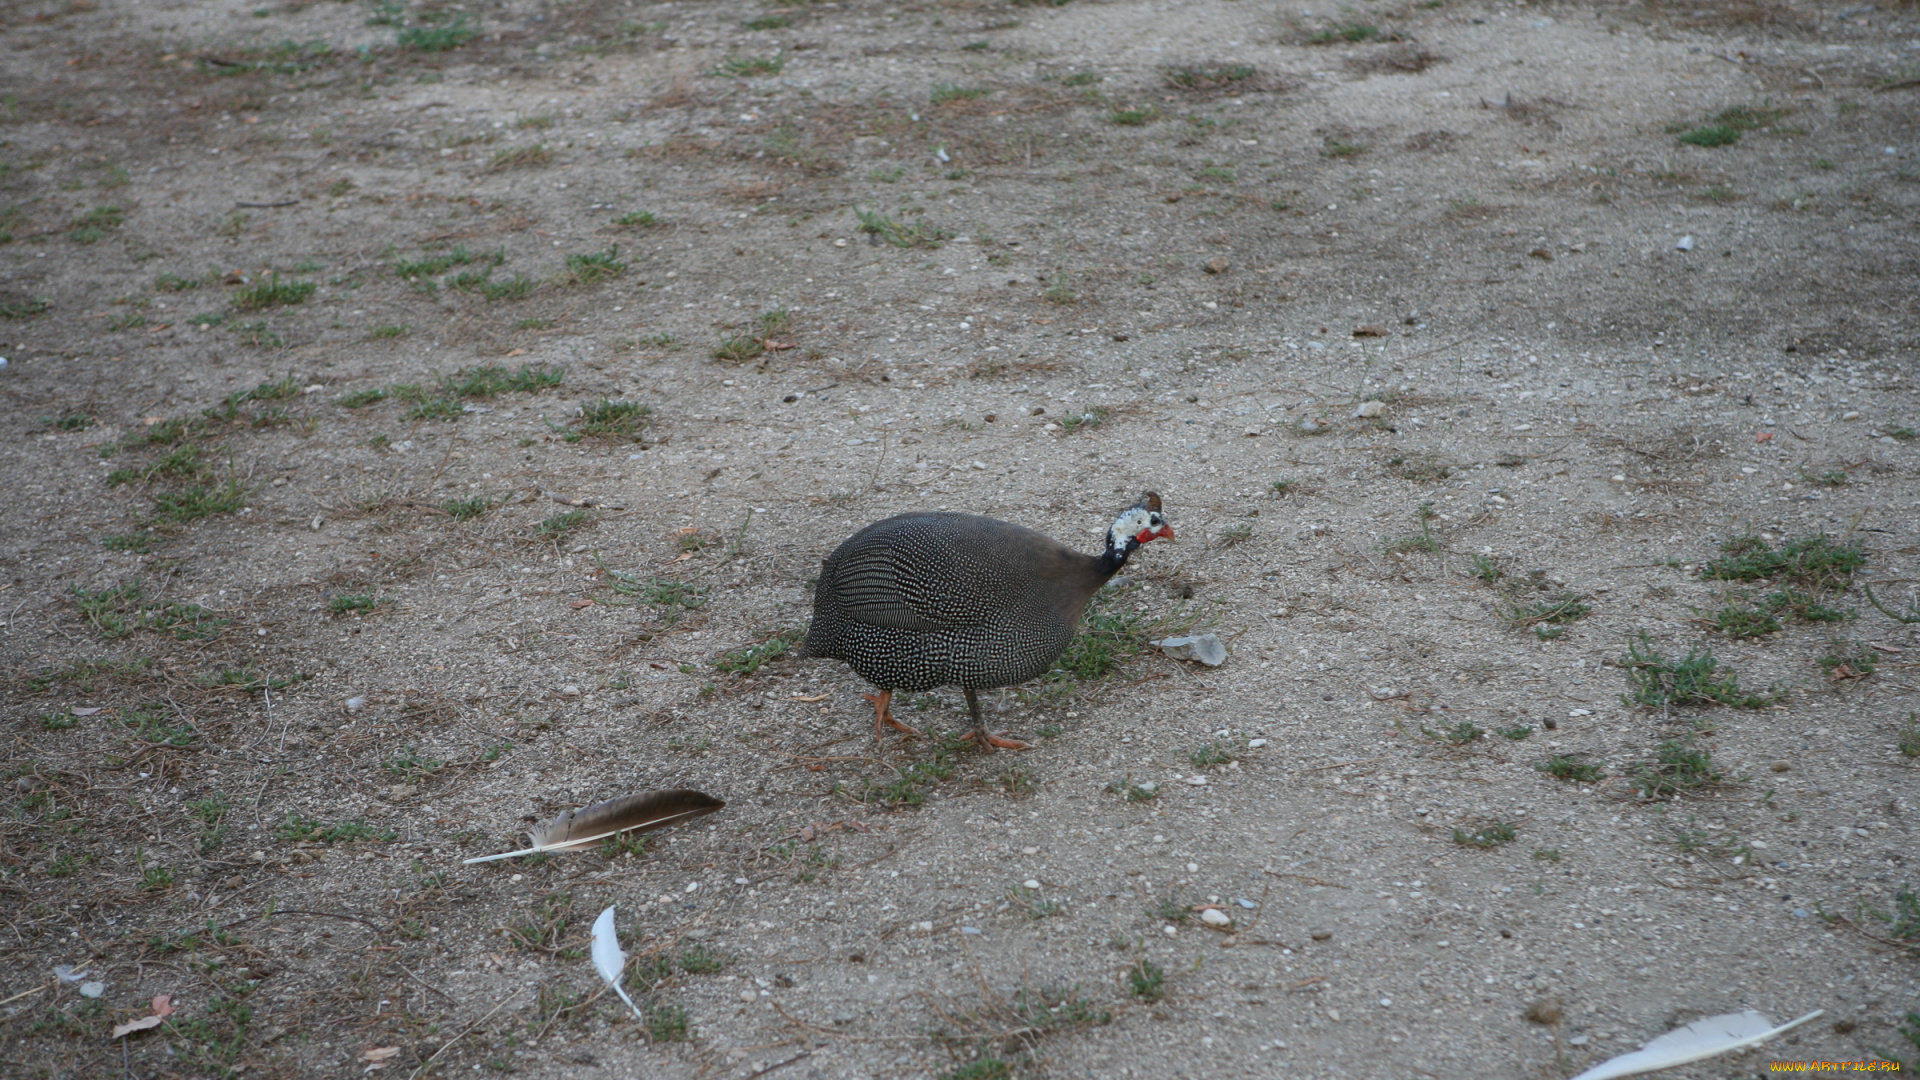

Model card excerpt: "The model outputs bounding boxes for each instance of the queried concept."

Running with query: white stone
[1200,908,1232,927]
[1354,400,1386,418]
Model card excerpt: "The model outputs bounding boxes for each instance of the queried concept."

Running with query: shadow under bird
[802,491,1175,750]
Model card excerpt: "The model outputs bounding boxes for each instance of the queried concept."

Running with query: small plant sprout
[1127,958,1167,1002]
[1539,755,1604,783]
[1452,822,1517,848]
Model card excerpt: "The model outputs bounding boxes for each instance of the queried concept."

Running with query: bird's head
[1108,491,1175,554]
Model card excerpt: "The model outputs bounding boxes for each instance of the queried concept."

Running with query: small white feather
[1569,1009,1824,1080]
[590,905,644,1022]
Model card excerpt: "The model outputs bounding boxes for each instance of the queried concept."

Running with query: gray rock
[1154,634,1227,666]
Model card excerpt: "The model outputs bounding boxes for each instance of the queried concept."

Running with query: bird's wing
[825,516,1039,632]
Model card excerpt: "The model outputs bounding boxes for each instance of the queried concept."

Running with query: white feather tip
[1570,1009,1824,1080]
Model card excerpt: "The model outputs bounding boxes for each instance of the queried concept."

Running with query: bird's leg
[960,688,1031,752]
[864,690,919,741]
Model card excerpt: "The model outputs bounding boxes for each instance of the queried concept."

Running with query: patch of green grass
[153,479,247,523]
[1106,778,1159,802]
[154,272,203,292]
[744,13,793,30]
[1042,273,1078,305]
[1538,755,1603,783]
[1323,138,1370,158]
[101,531,158,553]
[121,702,199,745]
[338,387,389,408]
[1452,822,1517,848]
[1898,713,1920,758]
[719,54,785,77]
[405,397,462,421]
[442,496,493,521]
[714,629,802,675]
[1702,601,1782,638]
[565,248,626,284]
[611,210,657,227]
[1533,848,1562,862]
[1497,724,1534,740]
[1057,406,1110,434]
[1631,737,1730,798]
[397,16,476,52]
[138,850,177,891]
[394,247,475,285]
[40,708,79,731]
[0,297,51,319]
[1188,742,1236,769]
[1677,125,1740,147]
[1701,533,1864,589]
[713,335,766,363]
[1164,64,1257,89]
[1110,106,1161,126]
[26,657,150,694]
[849,736,964,807]
[328,593,379,614]
[1762,587,1851,623]
[931,84,991,105]
[275,813,395,843]
[1127,958,1167,1003]
[482,275,536,301]
[868,167,904,183]
[571,397,650,440]
[1504,593,1591,629]
[1386,453,1450,481]
[444,363,564,397]
[1423,720,1484,745]
[516,317,558,331]
[487,144,553,171]
[71,580,229,640]
[1816,638,1877,679]
[1383,502,1442,554]
[107,443,208,487]
[855,207,949,248]
[1309,23,1379,44]
[606,571,707,623]
[1013,984,1108,1028]
[231,273,315,311]
[1061,70,1100,86]
[1471,554,1504,584]
[1885,426,1918,442]
[1007,883,1062,919]
[535,509,593,540]
[646,1003,690,1042]
[1620,632,1775,709]
[196,667,310,694]
[1215,521,1253,547]
[382,745,444,782]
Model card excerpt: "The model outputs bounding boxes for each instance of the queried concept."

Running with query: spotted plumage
[803,492,1173,749]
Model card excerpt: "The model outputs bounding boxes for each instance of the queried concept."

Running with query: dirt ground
[3,0,1919,1076]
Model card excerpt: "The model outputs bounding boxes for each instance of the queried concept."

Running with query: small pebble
[1184,775,1209,786]
[79,982,105,999]
[1309,928,1333,941]
[1675,235,1694,251]
[1200,908,1232,927]
[1770,761,1791,772]
[1204,256,1230,274]
[1022,879,1040,890]
[1354,400,1386,418]
[1162,925,1178,936]
[561,684,582,697]
[344,696,367,711]
[1248,738,1268,748]
[961,926,982,936]
[1568,1035,1591,1046]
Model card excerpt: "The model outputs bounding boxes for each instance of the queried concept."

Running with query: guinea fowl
[803,492,1174,750]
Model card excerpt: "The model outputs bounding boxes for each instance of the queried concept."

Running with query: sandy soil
[3,0,1918,1077]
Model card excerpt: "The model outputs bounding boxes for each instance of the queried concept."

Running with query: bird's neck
[1092,536,1133,581]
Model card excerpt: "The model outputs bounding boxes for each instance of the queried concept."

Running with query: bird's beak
[1151,523,1176,542]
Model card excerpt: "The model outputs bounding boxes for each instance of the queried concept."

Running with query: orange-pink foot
[864,691,921,740]
[962,728,1032,752]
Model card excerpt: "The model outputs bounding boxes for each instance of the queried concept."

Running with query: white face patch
[1109,507,1157,549]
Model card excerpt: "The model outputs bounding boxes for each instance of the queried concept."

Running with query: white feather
[590,905,644,1022]
[1569,1009,1824,1080]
